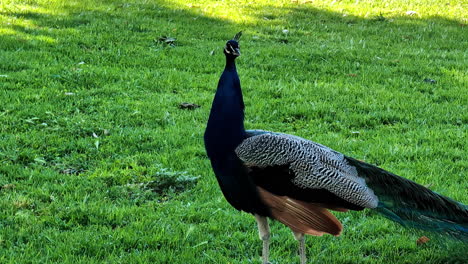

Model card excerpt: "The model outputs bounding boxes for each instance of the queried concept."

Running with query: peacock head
[224,31,242,58]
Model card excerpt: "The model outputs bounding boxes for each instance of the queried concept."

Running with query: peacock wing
[236,131,379,209]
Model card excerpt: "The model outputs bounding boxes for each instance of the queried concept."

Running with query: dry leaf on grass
[1,184,16,190]
[416,236,430,246]
[157,36,177,46]
[179,102,200,110]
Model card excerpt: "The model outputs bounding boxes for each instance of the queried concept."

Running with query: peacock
[203,32,468,264]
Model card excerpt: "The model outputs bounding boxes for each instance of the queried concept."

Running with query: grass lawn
[0,0,467,263]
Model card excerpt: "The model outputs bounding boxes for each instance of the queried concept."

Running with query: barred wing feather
[236,131,378,209]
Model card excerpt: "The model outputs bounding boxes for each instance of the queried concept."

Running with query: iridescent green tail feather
[345,156,468,240]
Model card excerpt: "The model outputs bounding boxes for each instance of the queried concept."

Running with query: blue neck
[203,55,271,216]
[204,57,246,158]
[224,56,236,71]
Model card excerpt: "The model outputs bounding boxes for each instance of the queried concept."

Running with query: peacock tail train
[345,156,468,240]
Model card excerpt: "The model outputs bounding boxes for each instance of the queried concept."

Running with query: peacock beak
[224,45,241,56]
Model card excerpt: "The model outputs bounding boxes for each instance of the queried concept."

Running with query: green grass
[0,0,467,263]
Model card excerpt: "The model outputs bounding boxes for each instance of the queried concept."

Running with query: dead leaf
[157,36,177,46]
[423,78,436,84]
[179,102,200,110]
[60,168,84,175]
[416,236,430,246]
[1,184,15,190]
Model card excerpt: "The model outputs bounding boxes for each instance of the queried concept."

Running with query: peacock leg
[255,214,270,264]
[293,231,307,264]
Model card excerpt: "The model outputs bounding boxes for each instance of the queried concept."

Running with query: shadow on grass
[0,1,465,52]
[1,0,465,97]
[1,1,465,89]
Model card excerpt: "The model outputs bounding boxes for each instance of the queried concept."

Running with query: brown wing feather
[316,205,349,212]
[257,187,342,236]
